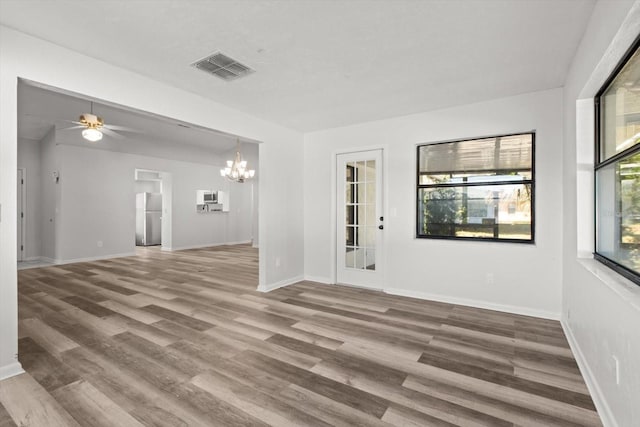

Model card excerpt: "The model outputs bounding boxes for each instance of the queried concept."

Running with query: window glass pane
[418,134,533,178]
[417,184,532,240]
[419,171,532,185]
[596,153,640,272]
[599,47,640,161]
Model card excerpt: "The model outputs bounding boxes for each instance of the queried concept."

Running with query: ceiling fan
[59,101,137,142]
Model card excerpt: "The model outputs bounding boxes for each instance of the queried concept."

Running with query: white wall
[562,1,640,426]
[17,138,41,260]
[304,88,564,319]
[52,140,254,261]
[134,180,160,194]
[0,26,304,379]
[39,127,60,262]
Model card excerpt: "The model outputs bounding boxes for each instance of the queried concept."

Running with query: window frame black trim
[415,131,536,243]
[594,32,640,287]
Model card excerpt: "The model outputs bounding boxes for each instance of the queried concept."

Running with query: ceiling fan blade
[104,124,139,132]
[59,125,86,131]
[101,127,124,139]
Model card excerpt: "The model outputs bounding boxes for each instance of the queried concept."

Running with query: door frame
[17,168,26,262]
[331,145,388,288]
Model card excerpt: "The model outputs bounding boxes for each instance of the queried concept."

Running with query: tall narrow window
[416,132,534,242]
[595,36,640,286]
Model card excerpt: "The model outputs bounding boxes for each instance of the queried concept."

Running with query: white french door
[336,149,384,289]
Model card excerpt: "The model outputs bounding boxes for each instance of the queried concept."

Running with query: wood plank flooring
[0,244,601,426]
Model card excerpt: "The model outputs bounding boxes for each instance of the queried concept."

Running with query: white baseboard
[53,252,137,265]
[23,256,42,262]
[0,362,24,381]
[169,241,252,251]
[40,256,56,264]
[303,275,334,285]
[257,275,304,293]
[562,321,616,427]
[384,287,560,320]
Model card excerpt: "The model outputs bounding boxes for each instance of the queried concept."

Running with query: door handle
[378,225,384,230]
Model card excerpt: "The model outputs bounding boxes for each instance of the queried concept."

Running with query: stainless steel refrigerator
[136,192,162,246]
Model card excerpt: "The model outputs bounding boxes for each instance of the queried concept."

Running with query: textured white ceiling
[1,0,596,132]
[18,83,242,154]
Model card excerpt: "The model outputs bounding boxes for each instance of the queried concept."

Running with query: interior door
[336,149,384,288]
[17,169,23,261]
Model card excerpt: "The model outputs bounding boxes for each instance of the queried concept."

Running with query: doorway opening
[135,168,171,250]
[16,79,259,272]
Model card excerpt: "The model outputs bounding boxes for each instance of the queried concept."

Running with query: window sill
[577,257,640,313]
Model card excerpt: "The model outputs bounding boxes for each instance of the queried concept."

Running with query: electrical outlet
[486,273,494,284]
[275,257,281,267]
[97,240,103,248]
[613,355,620,385]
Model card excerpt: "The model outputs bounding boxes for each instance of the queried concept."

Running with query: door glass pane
[356,182,366,203]
[365,203,376,227]
[345,248,355,268]
[358,249,363,269]
[346,163,356,183]
[346,206,356,227]
[366,249,376,270]
[356,161,366,182]
[343,156,378,271]
[364,226,375,248]
[366,160,376,183]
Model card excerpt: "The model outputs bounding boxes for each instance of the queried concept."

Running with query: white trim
[257,275,303,293]
[384,287,560,320]
[0,362,24,381]
[562,321,617,427]
[303,275,333,285]
[577,258,640,313]
[39,256,56,264]
[17,168,26,262]
[168,240,252,252]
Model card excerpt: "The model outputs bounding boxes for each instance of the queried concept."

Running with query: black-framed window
[595,35,640,286]
[416,132,535,242]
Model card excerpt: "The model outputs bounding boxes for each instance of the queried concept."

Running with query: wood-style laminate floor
[1,245,601,426]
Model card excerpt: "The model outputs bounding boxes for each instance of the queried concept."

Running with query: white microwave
[204,191,217,203]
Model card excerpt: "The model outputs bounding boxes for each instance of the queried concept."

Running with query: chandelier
[220,139,255,183]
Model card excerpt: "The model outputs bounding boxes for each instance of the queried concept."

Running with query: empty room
[0,1,639,426]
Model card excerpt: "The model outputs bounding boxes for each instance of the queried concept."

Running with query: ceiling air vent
[192,52,254,81]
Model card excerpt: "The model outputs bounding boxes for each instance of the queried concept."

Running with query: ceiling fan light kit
[82,127,103,142]
[78,110,105,142]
